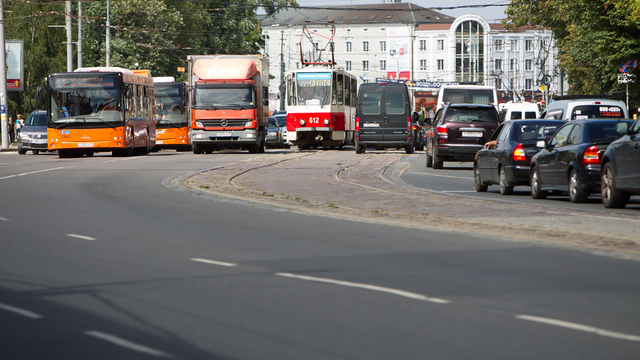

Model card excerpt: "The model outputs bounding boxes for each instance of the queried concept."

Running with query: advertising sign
[6,40,24,91]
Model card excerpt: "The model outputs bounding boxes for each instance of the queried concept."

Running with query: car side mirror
[536,140,547,149]
[615,122,629,135]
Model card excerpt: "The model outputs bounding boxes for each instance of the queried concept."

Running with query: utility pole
[66,1,73,72]
[77,1,82,69]
[106,0,111,67]
[0,0,7,149]
[279,30,285,111]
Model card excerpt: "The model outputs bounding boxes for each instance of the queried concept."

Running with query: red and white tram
[285,25,358,149]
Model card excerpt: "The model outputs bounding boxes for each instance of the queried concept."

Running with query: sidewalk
[0,142,18,152]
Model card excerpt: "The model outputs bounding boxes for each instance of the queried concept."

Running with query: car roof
[445,103,496,109]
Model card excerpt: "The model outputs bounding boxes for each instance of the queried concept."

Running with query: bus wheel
[205,147,214,154]
[85,151,94,157]
[58,150,70,158]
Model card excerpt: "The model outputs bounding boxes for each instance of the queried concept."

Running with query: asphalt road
[398,151,640,214]
[1,150,639,359]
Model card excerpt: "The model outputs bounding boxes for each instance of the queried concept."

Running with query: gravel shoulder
[167,150,640,261]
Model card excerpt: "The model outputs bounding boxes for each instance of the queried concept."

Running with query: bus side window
[336,74,344,106]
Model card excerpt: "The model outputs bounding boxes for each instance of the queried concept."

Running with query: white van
[541,97,628,121]
[504,102,540,121]
[436,84,498,111]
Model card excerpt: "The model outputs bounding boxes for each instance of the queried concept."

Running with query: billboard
[6,40,24,91]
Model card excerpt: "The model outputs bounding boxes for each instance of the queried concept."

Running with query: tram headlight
[323,118,330,126]
[299,119,306,126]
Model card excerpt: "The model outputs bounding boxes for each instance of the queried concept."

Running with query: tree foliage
[4,0,294,116]
[504,0,640,110]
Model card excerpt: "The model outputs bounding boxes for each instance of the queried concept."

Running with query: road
[1,149,639,359]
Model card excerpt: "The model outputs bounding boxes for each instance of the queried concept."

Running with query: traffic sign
[618,73,636,83]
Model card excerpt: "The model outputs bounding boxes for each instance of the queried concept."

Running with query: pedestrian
[8,115,14,143]
[15,113,23,140]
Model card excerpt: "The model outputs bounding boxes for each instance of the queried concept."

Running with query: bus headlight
[299,119,306,126]
[323,118,330,125]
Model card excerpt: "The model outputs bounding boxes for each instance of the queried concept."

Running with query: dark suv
[426,104,500,169]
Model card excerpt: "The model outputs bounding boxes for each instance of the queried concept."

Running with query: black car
[529,119,635,202]
[599,119,640,208]
[474,119,564,194]
[426,103,500,169]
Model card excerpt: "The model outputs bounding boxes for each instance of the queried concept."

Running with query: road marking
[276,272,450,304]
[407,171,472,180]
[516,314,640,342]
[85,331,175,358]
[0,166,66,181]
[440,190,478,193]
[101,157,142,163]
[0,302,43,319]
[0,216,8,221]
[191,258,237,267]
[67,234,97,241]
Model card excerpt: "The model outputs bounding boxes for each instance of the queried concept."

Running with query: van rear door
[383,88,410,142]
[359,87,385,142]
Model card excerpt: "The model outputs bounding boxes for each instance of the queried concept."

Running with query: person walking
[8,115,14,143]
[15,113,23,141]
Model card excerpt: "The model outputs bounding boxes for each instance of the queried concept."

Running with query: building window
[437,39,444,51]
[419,40,427,51]
[525,39,533,51]
[296,62,300,69]
[456,20,486,82]
[380,60,386,70]
[525,59,533,71]
[510,40,518,51]
[363,60,369,72]
[363,41,369,52]
[510,59,516,71]
[437,59,444,70]
[420,59,427,71]
[495,39,503,51]
[525,78,533,90]
[346,42,352,53]
[295,43,300,54]
[345,60,352,71]
[495,59,502,70]
[380,41,386,52]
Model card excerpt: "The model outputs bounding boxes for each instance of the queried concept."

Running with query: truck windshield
[155,85,186,124]
[49,75,123,124]
[296,72,331,106]
[194,86,255,109]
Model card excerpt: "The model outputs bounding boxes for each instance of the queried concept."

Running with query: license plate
[363,123,380,128]
[78,143,94,147]
[156,140,164,144]
[462,132,482,137]
[32,139,47,144]
[216,132,232,137]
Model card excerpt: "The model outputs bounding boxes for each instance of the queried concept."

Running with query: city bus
[152,76,190,151]
[47,67,156,157]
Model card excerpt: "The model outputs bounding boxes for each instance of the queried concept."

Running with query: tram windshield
[296,72,331,106]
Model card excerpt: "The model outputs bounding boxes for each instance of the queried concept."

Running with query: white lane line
[0,302,43,319]
[0,216,8,221]
[67,234,97,241]
[85,331,175,358]
[191,258,237,267]
[440,190,478,193]
[516,314,640,342]
[276,272,450,304]
[0,166,67,181]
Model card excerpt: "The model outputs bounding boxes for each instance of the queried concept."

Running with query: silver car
[18,110,48,155]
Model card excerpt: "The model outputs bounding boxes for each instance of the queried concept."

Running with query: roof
[262,3,454,27]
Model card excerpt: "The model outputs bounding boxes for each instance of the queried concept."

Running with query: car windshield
[274,115,286,126]
[571,105,624,119]
[25,113,46,126]
[514,123,561,141]
[445,107,498,123]
[589,121,632,142]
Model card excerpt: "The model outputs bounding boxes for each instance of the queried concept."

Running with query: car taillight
[407,117,411,131]
[355,117,360,131]
[436,126,447,135]
[512,143,526,162]
[582,145,600,164]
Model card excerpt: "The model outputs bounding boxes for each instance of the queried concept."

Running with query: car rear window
[514,123,560,141]
[445,107,498,123]
[588,121,631,142]
[571,105,624,119]
[362,93,381,115]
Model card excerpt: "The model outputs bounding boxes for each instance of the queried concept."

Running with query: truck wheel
[193,144,204,154]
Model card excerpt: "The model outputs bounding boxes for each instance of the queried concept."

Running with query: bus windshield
[49,75,123,124]
[194,85,254,109]
[155,85,186,124]
[296,72,331,106]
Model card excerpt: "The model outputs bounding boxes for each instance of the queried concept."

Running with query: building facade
[261,3,563,111]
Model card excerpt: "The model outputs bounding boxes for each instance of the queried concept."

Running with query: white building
[261,3,564,111]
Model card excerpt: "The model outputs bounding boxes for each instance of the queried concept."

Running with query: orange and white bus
[152,76,190,151]
[47,67,156,157]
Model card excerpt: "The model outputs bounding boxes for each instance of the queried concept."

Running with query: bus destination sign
[54,77,117,89]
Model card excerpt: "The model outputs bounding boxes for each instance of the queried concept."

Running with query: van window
[525,111,537,119]
[510,111,522,120]
[385,92,405,115]
[362,93,381,115]
[572,105,624,120]
[443,89,494,105]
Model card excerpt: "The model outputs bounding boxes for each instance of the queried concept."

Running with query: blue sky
[291,0,509,22]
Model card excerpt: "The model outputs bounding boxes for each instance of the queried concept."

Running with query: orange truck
[187,55,269,153]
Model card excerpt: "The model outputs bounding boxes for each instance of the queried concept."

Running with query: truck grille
[200,119,247,127]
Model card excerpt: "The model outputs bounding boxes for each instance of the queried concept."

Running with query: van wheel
[405,143,414,154]
[355,138,364,154]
